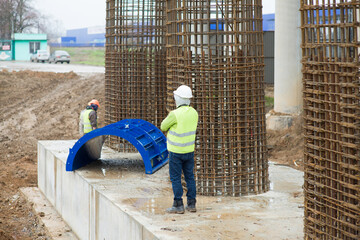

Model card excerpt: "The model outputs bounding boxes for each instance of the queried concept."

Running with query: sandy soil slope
[0,70,104,239]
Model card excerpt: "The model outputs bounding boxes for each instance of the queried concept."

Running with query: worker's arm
[160,111,176,132]
[79,110,84,135]
[89,111,98,130]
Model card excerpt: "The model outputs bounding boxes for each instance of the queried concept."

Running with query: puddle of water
[206,211,245,221]
[123,197,170,215]
[80,156,147,179]
[122,195,239,215]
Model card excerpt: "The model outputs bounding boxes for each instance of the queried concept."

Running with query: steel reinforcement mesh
[105,0,167,151]
[301,0,360,239]
[166,0,269,196]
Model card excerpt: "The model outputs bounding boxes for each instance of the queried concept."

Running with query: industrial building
[52,26,106,47]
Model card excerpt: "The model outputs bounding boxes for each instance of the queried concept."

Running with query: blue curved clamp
[66,119,168,174]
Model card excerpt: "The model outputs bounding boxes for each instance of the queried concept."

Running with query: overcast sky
[35,0,275,30]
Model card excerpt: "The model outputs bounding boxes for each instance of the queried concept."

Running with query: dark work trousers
[169,151,196,201]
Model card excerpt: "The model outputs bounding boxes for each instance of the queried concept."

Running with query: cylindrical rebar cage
[105,0,167,151]
[301,0,360,239]
[166,0,269,196]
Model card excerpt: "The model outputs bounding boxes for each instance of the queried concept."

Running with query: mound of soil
[267,115,304,170]
[0,70,104,239]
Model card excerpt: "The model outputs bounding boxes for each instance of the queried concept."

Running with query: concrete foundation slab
[266,115,294,130]
[37,140,304,239]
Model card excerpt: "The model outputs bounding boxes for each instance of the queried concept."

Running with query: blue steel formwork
[66,119,169,174]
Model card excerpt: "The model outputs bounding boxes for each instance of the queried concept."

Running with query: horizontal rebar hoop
[105,0,167,151]
[166,0,269,196]
[301,0,360,239]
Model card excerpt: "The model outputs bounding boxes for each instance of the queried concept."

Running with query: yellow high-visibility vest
[166,106,198,153]
[82,109,94,134]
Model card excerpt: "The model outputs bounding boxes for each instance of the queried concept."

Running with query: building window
[0,41,11,51]
[29,42,40,54]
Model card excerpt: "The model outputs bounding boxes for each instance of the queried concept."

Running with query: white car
[31,50,50,62]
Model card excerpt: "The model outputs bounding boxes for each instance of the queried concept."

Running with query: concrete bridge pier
[267,0,302,130]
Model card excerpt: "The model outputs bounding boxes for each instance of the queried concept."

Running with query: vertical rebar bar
[301,0,360,238]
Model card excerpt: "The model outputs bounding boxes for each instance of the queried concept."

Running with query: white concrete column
[274,0,302,114]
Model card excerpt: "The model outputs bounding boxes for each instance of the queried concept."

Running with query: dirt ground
[0,69,303,239]
[0,70,105,239]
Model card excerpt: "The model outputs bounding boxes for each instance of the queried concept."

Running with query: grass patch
[49,47,105,66]
[265,96,274,108]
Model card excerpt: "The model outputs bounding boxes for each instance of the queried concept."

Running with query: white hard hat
[173,85,193,98]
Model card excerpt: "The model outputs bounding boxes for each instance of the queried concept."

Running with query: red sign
[2,45,10,51]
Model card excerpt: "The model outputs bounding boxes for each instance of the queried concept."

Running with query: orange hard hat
[88,99,100,108]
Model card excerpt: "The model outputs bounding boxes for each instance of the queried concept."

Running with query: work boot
[166,199,185,214]
[186,198,196,212]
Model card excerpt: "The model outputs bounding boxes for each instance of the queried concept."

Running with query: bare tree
[37,14,65,41]
[0,0,39,39]
[0,0,13,39]
[13,0,39,33]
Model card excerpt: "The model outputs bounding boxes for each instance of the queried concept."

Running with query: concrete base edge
[266,114,295,130]
[20,187,78,240]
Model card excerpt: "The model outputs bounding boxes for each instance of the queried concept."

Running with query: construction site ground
[0,62,304,239]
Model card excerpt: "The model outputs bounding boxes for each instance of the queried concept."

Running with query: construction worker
[160,85,199,214]
[79,99,100,135]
